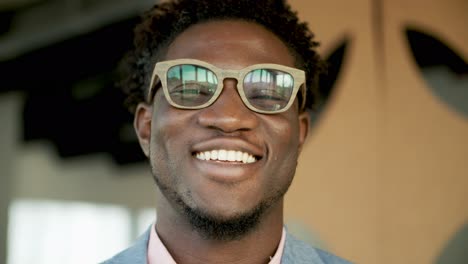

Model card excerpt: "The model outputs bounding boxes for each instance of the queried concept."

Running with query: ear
[134,102,153,157]
[297,111,310,153]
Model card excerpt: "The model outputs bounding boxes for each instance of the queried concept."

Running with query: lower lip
[192,156,261,183]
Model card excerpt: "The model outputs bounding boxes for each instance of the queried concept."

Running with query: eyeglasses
[147,59,306,114]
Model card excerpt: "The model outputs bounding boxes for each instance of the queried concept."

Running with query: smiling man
[104,0,351,263]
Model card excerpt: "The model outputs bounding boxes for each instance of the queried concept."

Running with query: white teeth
[236,151,243,162]
[195,149,257,164]
[227,150,236,161]
[218,150,227,161]
[242,152,249,163]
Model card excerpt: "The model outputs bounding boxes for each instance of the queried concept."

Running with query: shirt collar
[147,223,286,264]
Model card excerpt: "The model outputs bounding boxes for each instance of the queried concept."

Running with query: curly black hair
[119,0,326,113]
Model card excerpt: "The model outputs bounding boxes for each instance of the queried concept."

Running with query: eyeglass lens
[243,69,294,111]
[166,64,295,112]
[167,64,218,107]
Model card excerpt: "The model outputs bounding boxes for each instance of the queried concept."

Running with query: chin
[153,166,291,241]
[183,200,266,241]
[180,187,288,241]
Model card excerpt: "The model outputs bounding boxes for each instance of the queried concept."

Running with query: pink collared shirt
[147,223,286,264]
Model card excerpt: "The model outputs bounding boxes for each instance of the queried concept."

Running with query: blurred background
[0,0,466,263]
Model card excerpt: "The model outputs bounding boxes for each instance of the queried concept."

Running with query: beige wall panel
[287,1,378,263]
[383,0,468,263]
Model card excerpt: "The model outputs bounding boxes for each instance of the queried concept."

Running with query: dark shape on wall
[319,39,349,102]
[436,223,468,264]
[406,28,468,118]
[310,38,350,123]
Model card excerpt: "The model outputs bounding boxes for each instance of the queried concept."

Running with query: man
[104,0,351,263]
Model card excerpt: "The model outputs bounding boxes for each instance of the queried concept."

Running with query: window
[8,199,154,264]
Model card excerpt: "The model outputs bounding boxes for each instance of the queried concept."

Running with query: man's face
[135,20,310,239]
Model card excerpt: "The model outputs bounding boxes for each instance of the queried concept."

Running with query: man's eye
[170,83,214,96]
[249,89,287,101]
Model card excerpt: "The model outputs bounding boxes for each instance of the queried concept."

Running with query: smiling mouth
[194,149,259,164]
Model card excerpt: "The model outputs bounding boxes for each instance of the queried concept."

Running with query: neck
[155,192,284,264]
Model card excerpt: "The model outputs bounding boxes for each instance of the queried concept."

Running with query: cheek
[148,99,191,180]
[150,92,189,151]
[261,114,301,187]
[264,114,301,159]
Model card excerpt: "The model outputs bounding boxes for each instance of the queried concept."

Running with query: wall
[287,0,468,263]
[381,1,468,263]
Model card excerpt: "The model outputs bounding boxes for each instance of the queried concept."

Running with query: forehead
[164,20,296,69]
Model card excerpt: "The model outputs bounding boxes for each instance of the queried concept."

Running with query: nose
[196,78,259,133]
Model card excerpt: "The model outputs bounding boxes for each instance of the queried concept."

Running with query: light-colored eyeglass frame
[147,58,306,114]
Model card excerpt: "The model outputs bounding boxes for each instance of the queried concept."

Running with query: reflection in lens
[244,69,294,111]
[167,64,218,107]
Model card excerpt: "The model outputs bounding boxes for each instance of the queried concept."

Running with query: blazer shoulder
[282,232,353,264]
[100,227,151,264]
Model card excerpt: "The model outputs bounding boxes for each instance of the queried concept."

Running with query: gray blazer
[102,227,352,264]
